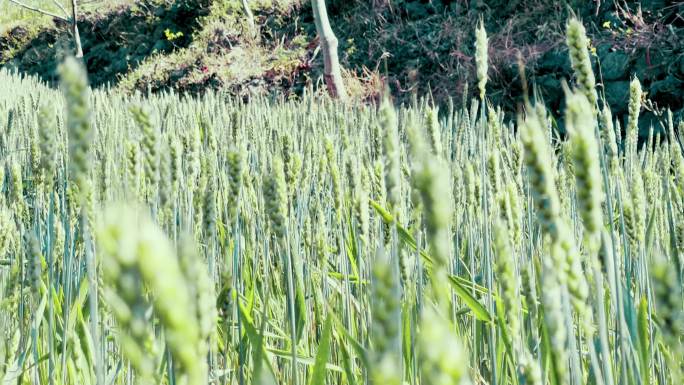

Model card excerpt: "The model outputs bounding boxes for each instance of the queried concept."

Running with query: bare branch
[50,0,70,19]
[7,0,70,22]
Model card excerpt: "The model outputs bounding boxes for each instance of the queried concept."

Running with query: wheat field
[0,17,682,385]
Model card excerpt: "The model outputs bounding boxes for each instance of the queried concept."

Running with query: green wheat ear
[9,161,24,212]
[99,207,160,384]
[418,306,472,385]
[157,139,172,223]
[415,152,452,270]
[99,205,203,385]
[475,18,489,100]
[324,137,342,214]
[129,104,159,199]
[178,234,217,384]
[425,105,442,156]
[59,56,93,207]
[626,77,642,159]
[601,105,619,172]
[355,166,370,242]
[226,146,244,222]
[264,156,288,241]
[566,17,597,109]
[566,91,603,249]
[492,219,520,346]
[370,246,402,385]
[650,256,684,368]
[380,93,401,216]
[519,108,560,240]
[202,154,217,238]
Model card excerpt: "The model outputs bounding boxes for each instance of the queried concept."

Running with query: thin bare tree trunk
[71,0,83,58]
[311,0,347,100]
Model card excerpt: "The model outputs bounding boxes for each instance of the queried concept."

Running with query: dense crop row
[0,17,682,385]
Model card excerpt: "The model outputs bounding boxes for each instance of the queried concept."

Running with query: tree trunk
[71,0,83,58]
[311,0,347,100]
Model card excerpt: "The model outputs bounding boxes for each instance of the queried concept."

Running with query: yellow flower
[164,29,184,41]
[602,21,611,29]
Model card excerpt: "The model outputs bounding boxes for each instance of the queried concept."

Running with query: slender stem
[282,234,298,385]
[7,0,69,21]
[84,212,103,385]
[46,192,55,385]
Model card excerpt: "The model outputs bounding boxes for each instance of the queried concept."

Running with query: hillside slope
[1,0,683,126]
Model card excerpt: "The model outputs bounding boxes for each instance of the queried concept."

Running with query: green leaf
[369,199,433,265]
[238,300,277,382]
[337,336,357,385]
[495,297,516,383]
[328,308,369,369]
[295,274,307,343]
[266,349,343,372]
[345,219,360,279]
[76,309,96,373]
[68,279,90,332]
[31,290,48,332]
[309,316,333,385]
[448,275,492,323]
[401,302,413,378]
